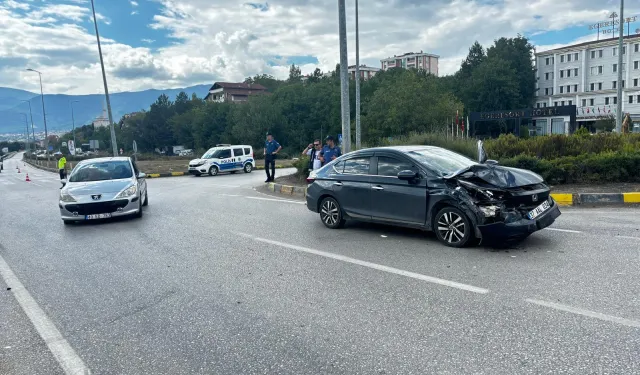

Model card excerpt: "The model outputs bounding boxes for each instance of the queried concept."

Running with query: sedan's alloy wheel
[321,200,340,226]
[437,211,466,244]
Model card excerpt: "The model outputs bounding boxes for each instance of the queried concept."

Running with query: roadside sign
[62,141,67,147]
[338,134,343,145]
[48,145,53,151]
[133,141,138,153]
[89,140,99,150]
[68,140,75,155]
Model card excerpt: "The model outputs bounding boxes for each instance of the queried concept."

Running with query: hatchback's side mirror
[397,170,418,181]
[138,172,146,179]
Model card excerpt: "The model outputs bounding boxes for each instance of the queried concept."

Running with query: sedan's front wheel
[319,197,345,229]
[434,207,473,248]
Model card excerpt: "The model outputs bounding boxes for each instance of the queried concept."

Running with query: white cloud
[89,12,111,26]
[1,0,639,95]
[4,0,30,11]
[130,1,139,6]
[131,10,138,15]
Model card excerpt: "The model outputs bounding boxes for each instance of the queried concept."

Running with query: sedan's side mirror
[138,172,146,179]
[485,159,499,166]
[397,170,418,181]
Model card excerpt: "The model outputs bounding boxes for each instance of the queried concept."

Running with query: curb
[267,182,307,198]
[550,193,640,206]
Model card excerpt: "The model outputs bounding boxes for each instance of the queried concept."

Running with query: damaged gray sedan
[305,142,561,247]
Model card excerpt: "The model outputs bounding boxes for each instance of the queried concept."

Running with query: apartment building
[380,51,439,76]
[535,34,640,133]
[348,65,380,80]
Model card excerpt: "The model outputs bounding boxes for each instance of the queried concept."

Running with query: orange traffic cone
[25,173,30,182]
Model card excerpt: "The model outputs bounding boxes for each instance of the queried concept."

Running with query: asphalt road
[1,153,639,375]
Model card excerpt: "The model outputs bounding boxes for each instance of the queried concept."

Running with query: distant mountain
[0,84,211,134]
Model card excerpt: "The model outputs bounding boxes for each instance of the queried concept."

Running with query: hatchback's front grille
[64,199,129,215]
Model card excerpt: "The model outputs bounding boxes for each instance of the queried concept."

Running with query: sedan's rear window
[69,161,133,182]
[408,148,477,175]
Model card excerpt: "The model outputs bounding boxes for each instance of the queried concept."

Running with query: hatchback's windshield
[202,149,220,159]
[409,148,477,175]
[69,161,133,182]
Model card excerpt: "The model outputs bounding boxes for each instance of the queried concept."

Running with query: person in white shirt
[302,140,322,171]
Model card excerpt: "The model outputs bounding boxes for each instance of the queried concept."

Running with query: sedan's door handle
[372,186,384,191]
[333,182,343,186]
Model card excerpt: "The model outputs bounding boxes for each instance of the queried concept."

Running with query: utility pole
[21,100,36,151]
[71,100,79,154]
[338,0,351,153]
[26,69,48,158]
[615,0,624,133]
[90,0,118,156]
[21,113,29,152]
[354,0,361,150]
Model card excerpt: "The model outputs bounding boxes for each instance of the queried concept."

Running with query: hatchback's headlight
[60,191,76,202]
[116,185,137,199]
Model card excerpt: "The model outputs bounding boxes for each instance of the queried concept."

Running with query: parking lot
[1,154,639,374]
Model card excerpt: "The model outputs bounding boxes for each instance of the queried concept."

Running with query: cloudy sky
[1,0,638,95]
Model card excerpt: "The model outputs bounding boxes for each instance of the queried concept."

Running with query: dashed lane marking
[526,299,640,329]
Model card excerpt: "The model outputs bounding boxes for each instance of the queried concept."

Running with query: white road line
[545,228,582,233]
[220,194,242,197]
[236,232,490,294]
[525,299,640,328]
[616,235,640,241]
[244,196,305,204]
[0,254,91,375]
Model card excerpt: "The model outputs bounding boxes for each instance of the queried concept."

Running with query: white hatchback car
[188,144,255,176]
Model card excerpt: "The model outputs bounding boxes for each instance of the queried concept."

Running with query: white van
[188,144,255,176]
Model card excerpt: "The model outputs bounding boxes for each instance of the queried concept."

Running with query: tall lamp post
[26,68,48,158]
[70,100,79,154]
[21,113,30,152]
[90,0,118,156]
[338,0,351,153]
[354,0,361,150]
[20,100,36,151]
[615,0,624,132]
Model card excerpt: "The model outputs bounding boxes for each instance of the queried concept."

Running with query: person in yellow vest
[55,152,67,189]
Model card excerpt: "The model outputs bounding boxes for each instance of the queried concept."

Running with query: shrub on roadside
[293,156,310,178]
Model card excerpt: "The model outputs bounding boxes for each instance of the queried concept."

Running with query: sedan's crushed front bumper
[476,202,561,239]
[59,197,140,220]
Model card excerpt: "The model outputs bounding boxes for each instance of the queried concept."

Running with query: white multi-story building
[380,51,439,76]
[348,65,380,80]
[535,34,640,132]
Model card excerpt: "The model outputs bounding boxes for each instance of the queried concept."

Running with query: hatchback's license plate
[527,200,551,220]
[85,213,112,220]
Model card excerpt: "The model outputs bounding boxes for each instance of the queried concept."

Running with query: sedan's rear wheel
[320,197,345,229]
[434,207,472,248]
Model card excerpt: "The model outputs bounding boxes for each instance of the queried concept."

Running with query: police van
[188,144,255,176]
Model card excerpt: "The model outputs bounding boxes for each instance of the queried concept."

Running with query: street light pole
[70,100,79,154]
[615,0,624,132]
[90,0,118,156]
[21,113,29,152]
[26,69,48,157]
[338,0,351,153]
[21,100,36,151]
[355,0,361,150]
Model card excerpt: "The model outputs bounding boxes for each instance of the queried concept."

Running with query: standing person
[263,132,282,182]
[301,140,322,172]
[319,135,342,166]
[55,151,67,189]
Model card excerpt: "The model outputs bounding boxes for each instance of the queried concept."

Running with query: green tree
[486,35,536,108]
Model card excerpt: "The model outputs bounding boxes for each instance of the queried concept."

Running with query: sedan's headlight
[478,205,500,217]
[60,191,76,202]
[115,185,137,199]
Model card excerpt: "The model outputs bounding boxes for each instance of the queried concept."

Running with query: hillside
[0,84,211,134]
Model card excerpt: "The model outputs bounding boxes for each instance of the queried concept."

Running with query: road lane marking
[525,299,640,328]
[0,254,91,375]
[616,235,640,241]
[244,196,305,204]
[545,228,582,233]
[236,232,490,294]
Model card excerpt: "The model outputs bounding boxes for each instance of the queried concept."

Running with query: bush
[500,151,640,184]
[293,156,310,178]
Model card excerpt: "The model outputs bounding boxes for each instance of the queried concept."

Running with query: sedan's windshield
[408,148,477,175]
[69,161,133,182]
